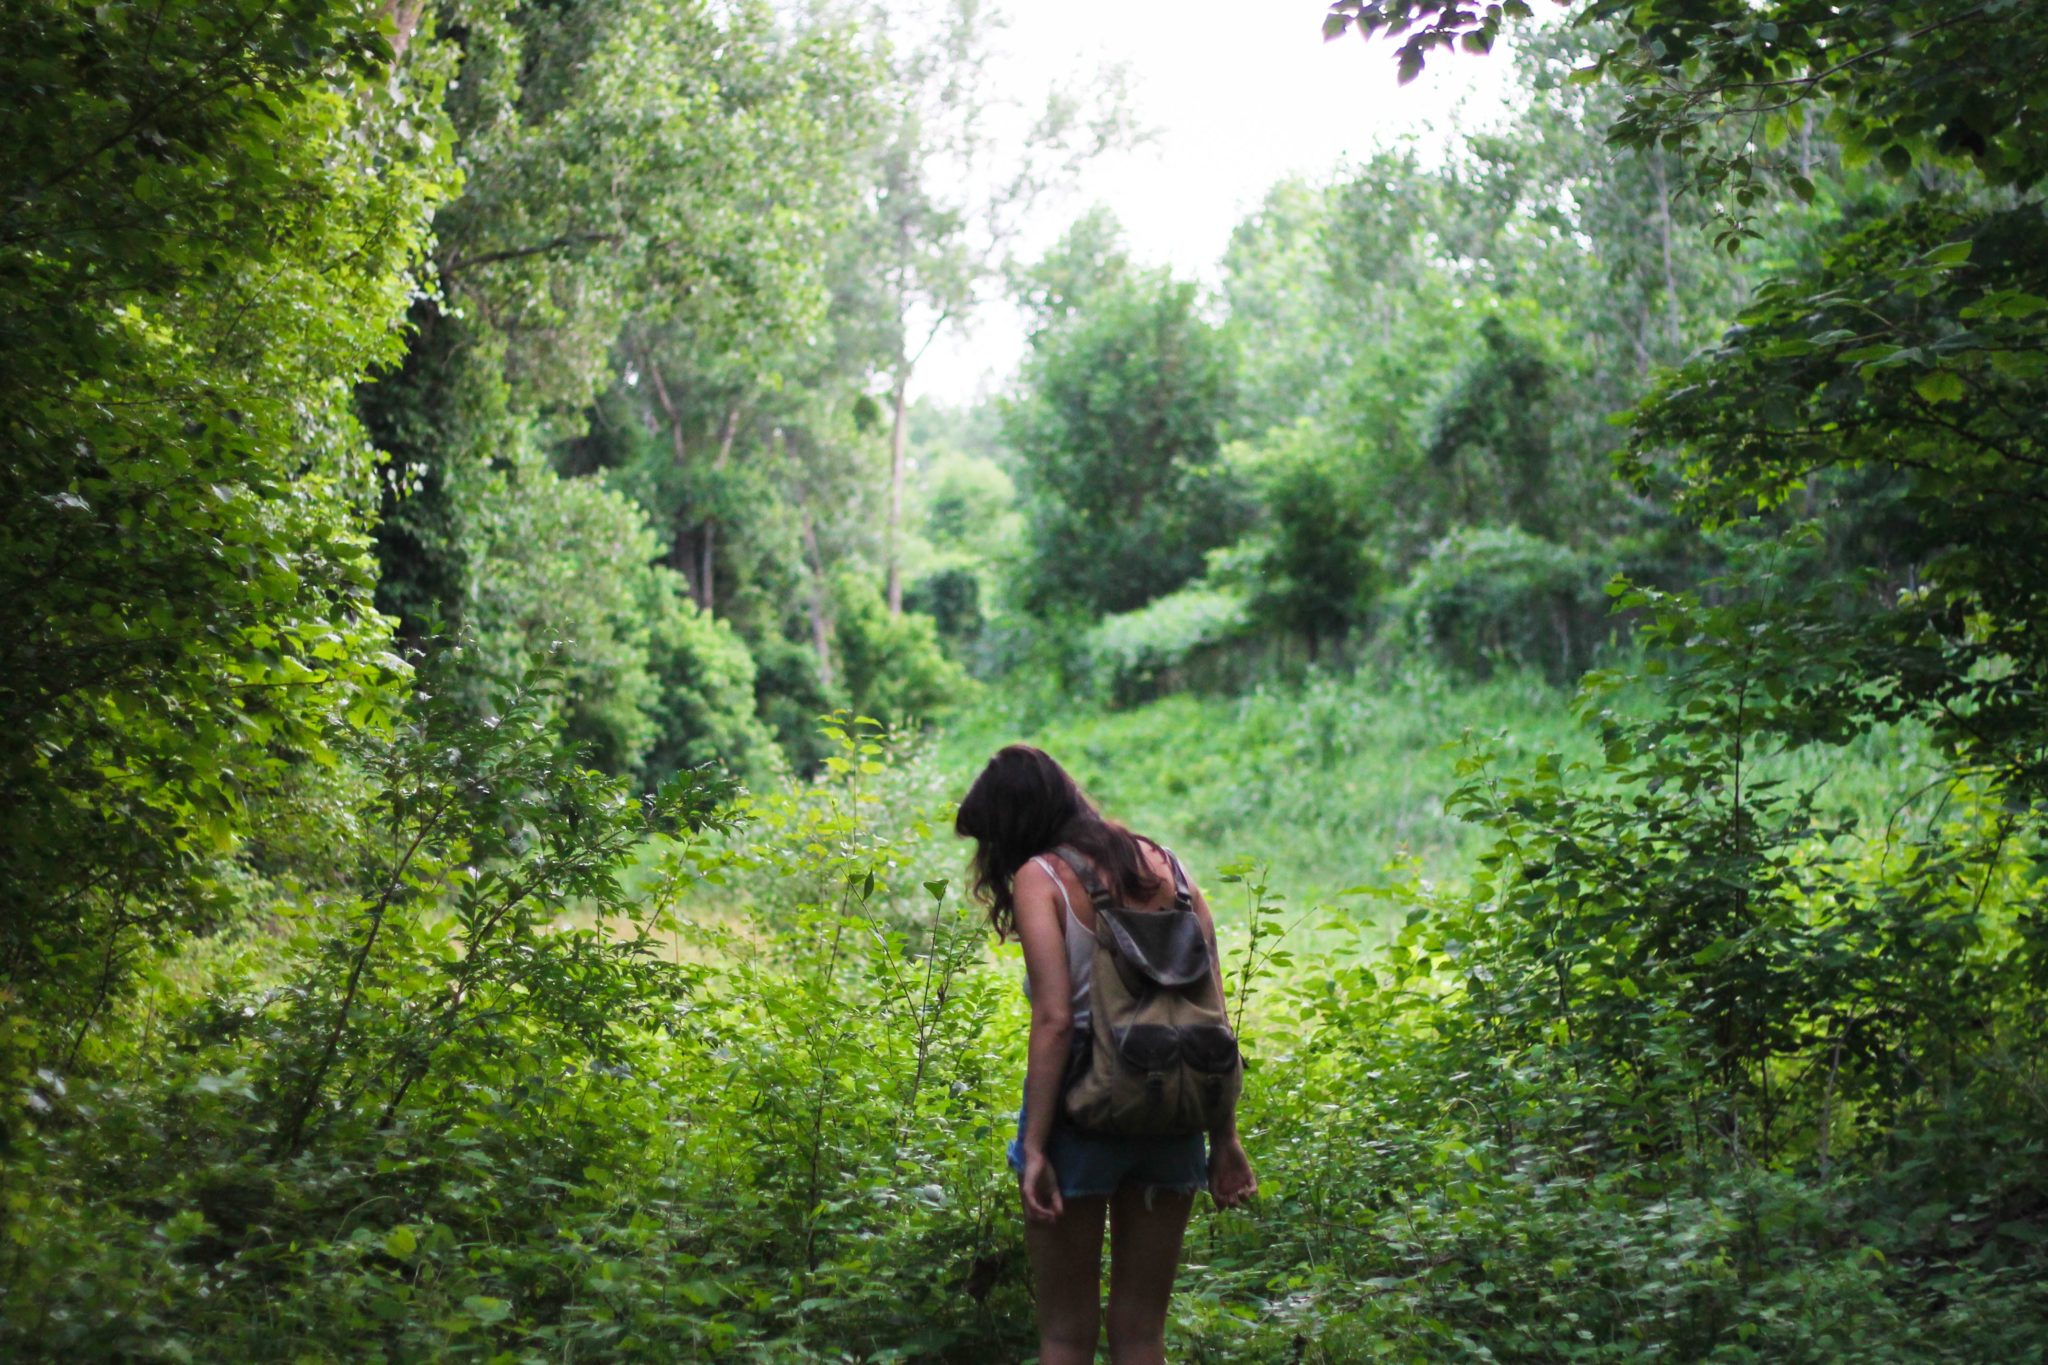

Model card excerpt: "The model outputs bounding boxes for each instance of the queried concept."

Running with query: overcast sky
[912,0,1517,404]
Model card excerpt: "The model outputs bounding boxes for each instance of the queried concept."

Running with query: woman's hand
[1208,1136,1257,1210]
[1019,1144,1065,1224]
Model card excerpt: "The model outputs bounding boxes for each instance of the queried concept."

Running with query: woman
[956,744,1256,1365]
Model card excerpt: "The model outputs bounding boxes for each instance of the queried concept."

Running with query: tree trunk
[697,524,715,614]
[643,358,702,603]
[379,0,429,61]
[698,405,741,616]
[801,506,836,689]
[885,373,909,616]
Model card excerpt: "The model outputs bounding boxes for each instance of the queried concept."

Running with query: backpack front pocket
[1116,1023,1181,1072]
[1180,1023,1240,1074]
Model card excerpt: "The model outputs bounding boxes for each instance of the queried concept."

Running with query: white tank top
[1027,854,1094,1029]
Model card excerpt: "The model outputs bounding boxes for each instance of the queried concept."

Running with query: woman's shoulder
[1016,851,1079,901]
[1015,853,1058,891]
[1132,833,1179,876]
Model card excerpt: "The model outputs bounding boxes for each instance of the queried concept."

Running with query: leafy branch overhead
[1328,1,2047,210]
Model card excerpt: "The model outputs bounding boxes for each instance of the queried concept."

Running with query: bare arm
[1189,875,1257,1207]
[1013,858,1074,1221]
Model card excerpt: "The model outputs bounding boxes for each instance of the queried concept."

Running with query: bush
[1007,269,1248,616]
[1,706,1038,1362]
[905,567,985,645]
[1234,420,1387,658]
[1082,583,1253,706]
[1393,524,1611,682]
[830,572,972,728]
[640,595,781,788]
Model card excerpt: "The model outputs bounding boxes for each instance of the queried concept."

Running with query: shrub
[831,572,972,727]
[1082,582,1253,706]
[1393,524,1611,682]
[640,595,781,788]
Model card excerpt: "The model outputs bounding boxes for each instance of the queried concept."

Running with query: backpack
[1050,844,1243,1138]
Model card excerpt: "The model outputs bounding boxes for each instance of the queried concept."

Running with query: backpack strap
[1049,845,1113,911]
[1160,846,1193,908]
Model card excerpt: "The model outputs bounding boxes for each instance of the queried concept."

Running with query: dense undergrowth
[9,629,2042,1361]
[938,662,1588,906]
[938,657,1944,928]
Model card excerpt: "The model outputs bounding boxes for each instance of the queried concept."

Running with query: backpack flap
[1094,905,1211,989]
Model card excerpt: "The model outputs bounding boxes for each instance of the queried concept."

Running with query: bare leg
[1025,1193,1108,1365]
[1104,1186,1194,1365]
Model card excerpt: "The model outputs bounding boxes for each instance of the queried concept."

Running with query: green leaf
[1914,369,1966,403]
[463,1295,512,1326]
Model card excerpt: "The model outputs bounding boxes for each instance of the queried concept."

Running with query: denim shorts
[1007,1104,1208,1202]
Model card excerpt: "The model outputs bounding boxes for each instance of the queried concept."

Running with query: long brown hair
[954,744,1163,939]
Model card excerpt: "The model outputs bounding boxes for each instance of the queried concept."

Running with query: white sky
[913,0,1517,405]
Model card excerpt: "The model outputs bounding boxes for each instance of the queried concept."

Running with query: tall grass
[935,656,1940,940]
[937,660,1584,918]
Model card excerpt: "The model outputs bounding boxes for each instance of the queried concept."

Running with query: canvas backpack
[1050,844,1243,1138]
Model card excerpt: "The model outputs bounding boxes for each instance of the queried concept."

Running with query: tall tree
[1007,267,1244,616]
[857,0,1137,614]
[0,0,452,1060]
[363,0,862,772]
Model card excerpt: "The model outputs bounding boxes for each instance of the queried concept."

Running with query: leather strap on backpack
[1159,846,1193,908]
[1053,840,1193,911]
[1049,844,1113,910]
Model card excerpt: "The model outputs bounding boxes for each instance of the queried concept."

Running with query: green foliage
[1628,199,2048,813]
[1231,421,1387,656]
[1007,269,1248,616]
[920,450,1020,553]
[1327,0,2048,228]
[903,446,1020,652]
[1081,583,1252,707]
[3,654,745,1356]
[941,660,1593,903]
[2,716,1040,1362]
[1425,316,1566,536]
[641,595,782,788]
[366,0,872,781]
[830,572,972,729]
[1393,525,1613,683]
[904,567,986,646]
[11,0,2048,1358]
[0,0,452,1067]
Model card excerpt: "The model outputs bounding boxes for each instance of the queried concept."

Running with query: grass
[931,653,1943,951]
[934,659,1591,931]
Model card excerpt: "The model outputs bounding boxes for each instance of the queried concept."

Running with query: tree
[854,0,1138,615]
[1007,269,1245,617]
[1320,0,2048,1332]
[363,0,865,775]
[0,0,451,1063]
